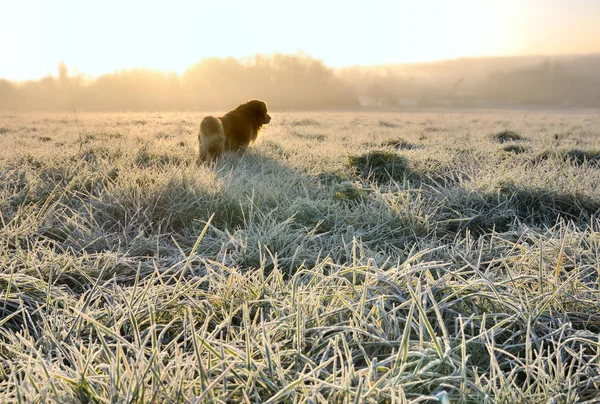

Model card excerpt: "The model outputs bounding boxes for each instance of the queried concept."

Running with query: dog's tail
[198,116,225,162]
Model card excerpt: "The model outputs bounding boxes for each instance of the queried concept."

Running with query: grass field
[0,109,599,403]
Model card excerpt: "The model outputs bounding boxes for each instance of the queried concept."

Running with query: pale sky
[1,0,599,81]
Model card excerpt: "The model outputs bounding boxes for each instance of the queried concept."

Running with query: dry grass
[0,109,599,403]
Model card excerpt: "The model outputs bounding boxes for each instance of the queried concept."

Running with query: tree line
[1,53,599,111]
[0,54,357,111]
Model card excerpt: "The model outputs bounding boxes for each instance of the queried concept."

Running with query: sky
[1,0,599,81]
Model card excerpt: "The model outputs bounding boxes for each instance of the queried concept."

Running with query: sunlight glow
[1,0,599,80]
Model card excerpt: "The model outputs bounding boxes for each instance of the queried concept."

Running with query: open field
[0,109,599,403]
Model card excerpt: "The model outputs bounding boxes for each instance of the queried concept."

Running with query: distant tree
[58,61,68,88]
[0,79,18,109]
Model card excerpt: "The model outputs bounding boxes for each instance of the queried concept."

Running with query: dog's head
[243,99,271,126]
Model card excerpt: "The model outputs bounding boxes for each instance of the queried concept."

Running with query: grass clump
[490,130,524,143]
[563,148,600,166]
[437,180,600,235]
[534,148,600,167]
[286,197,334,230]
[290,118,320,126]
[333,181,367,202]
[380,137,420,150]
[378,120,399,128]
[501,143,528,154]
[348,150,411,183]
[291,131,326,141]
[314,171,346,186]
[134,144,185,168]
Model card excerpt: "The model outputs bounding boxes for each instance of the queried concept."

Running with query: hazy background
[1,0,599,110]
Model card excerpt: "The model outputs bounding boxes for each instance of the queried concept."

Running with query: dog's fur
[198,100,271,161]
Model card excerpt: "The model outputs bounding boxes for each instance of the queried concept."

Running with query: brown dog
[198,100,271,161]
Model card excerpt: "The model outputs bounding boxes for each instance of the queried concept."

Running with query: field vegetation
[0,109,599,402]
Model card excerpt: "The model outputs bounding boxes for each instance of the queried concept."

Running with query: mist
[339,54,600,108]
[1,53,600,111]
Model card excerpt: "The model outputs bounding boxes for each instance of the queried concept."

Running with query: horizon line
[2,50,600,83]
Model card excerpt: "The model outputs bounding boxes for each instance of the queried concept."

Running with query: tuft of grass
[378,120,399,128]
[290,118,320,126]
[286,197,333,230]
[563,148,600,166]
[348,151,411,183]
[154,131,173,139]
[501,143,528,154]
[333,181,367,202]
[291,131,326,141]
[490,130,524,143]
[423,126,442,133]
[380,137,420,150]
[134,144,185,167]
[437,181,600,235]
[534,148,600,167]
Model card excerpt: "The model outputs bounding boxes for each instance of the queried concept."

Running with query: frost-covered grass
[0,109,599,403]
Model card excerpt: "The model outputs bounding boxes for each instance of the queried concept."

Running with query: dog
[198,100,271,162]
